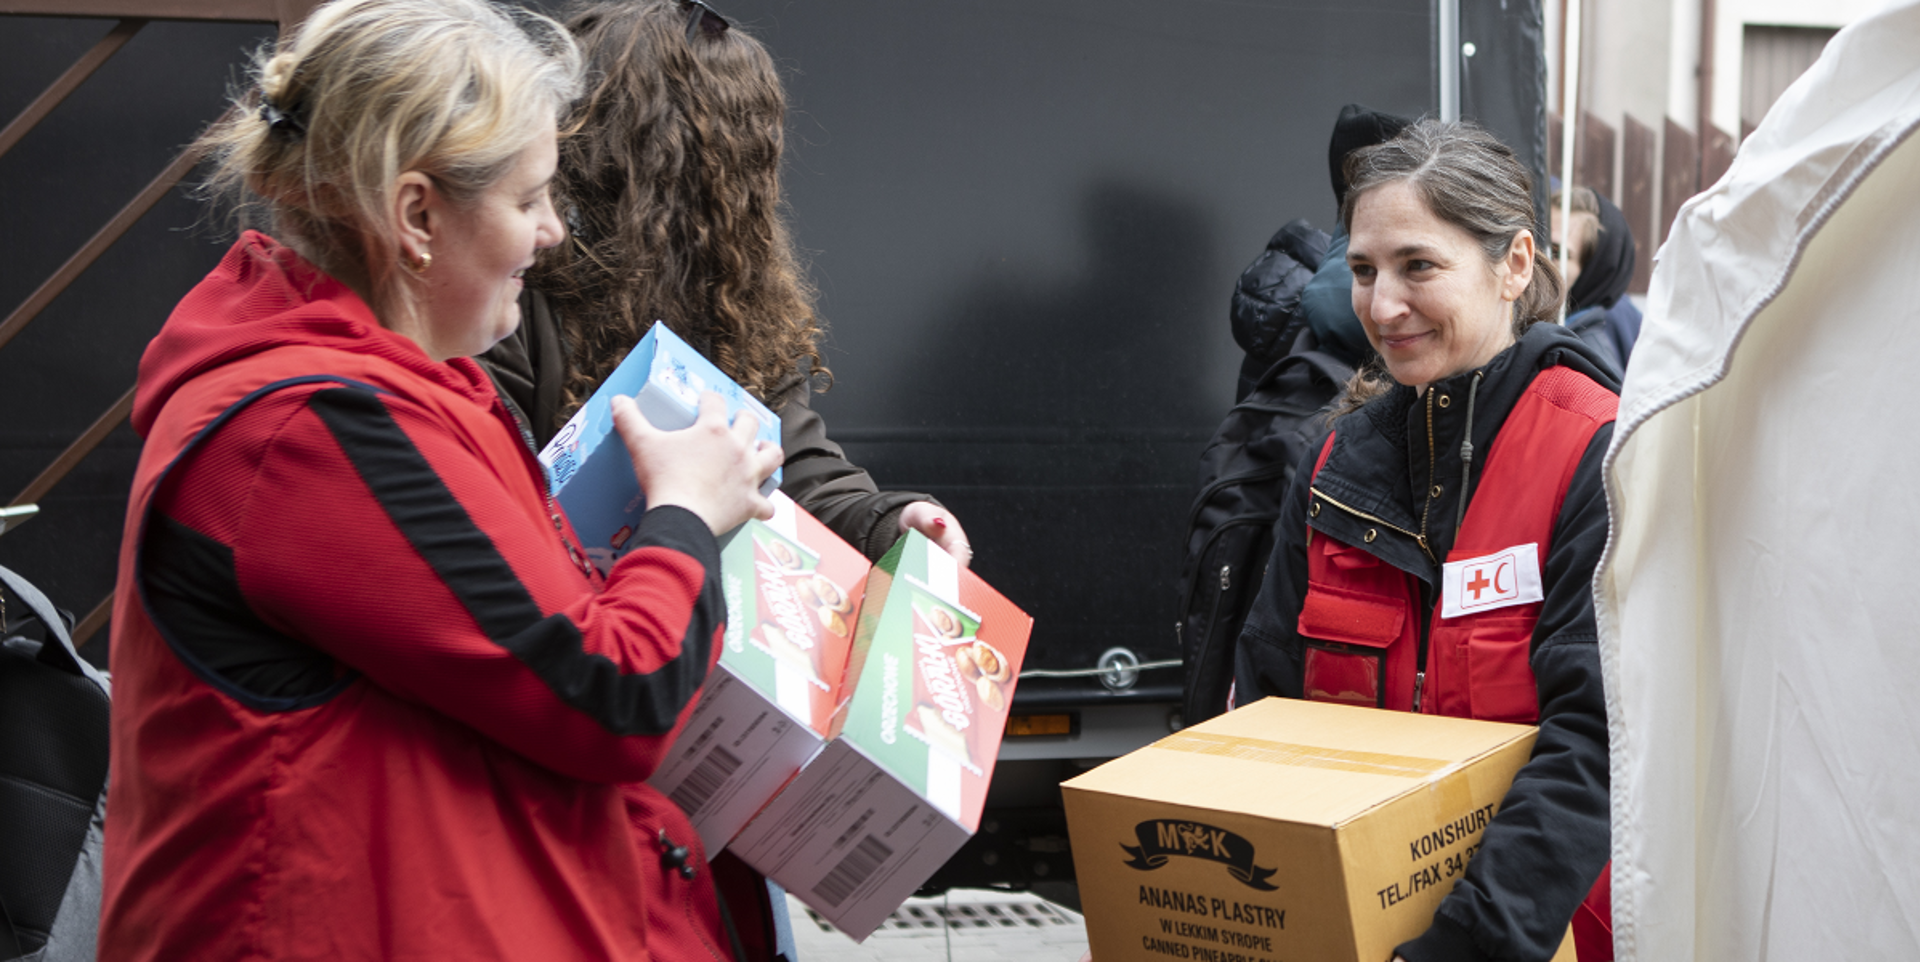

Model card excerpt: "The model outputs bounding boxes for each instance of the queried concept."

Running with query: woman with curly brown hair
[480,0,970,565]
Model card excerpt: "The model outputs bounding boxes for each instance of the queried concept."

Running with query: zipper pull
[1219,564,1231,591]
[1412,671,1426,713]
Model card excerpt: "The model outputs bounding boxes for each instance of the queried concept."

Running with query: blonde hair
[197,0,583,321]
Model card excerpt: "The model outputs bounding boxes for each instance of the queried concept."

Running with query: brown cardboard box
[1063,697,1575,962]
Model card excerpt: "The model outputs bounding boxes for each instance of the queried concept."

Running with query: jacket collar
[134,231,499,438]
[1307,322,1620,581]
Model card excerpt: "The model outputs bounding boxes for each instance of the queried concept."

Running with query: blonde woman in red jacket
[99,1,779,958]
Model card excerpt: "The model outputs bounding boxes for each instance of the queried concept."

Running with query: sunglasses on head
[678,0,730,42]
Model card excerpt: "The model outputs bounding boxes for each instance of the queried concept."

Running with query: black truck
[0,0,1546,910]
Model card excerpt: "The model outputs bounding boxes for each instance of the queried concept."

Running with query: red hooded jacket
[101,232,737,960]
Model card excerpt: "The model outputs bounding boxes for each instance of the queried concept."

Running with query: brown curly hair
[533,0,826,412]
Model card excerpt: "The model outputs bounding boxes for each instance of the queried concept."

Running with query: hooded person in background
[1230,103,1409,399]
[1552,185,1643,371]
[1300,104,1414,366]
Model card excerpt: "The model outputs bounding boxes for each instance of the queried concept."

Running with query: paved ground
[786,888,1090,962]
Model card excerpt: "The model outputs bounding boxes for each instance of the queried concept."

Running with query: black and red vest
[1298,364,1616,722]
[1298,364,1618,961]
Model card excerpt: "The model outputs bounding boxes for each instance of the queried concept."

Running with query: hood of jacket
[133,230,497,438]
[1327,104,1413,210]
[1309,320,1621,580]
[1567,191,1638,314]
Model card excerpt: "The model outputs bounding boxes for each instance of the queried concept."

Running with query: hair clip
[259,96,308,139]
[678,0,731,43]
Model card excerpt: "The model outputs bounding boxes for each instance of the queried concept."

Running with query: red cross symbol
[1466,569,1492,600]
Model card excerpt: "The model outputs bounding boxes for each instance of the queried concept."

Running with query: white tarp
[1597,3,1920,959]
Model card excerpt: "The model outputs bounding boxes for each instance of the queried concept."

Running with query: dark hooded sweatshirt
[1564,192,1644,370]
[1235,322,1615,962]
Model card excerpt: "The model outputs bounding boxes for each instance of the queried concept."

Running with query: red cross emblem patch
[1441,543,1544,619]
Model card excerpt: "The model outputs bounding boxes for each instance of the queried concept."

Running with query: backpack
[0,566,110,962]
[1177,328,1352,727]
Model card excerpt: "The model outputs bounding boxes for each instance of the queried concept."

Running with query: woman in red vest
[99,1,780,958]
[1234,120,1615,962]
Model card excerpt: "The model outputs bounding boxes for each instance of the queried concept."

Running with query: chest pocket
[1426,612,1541,723]
[1298,588,1400,708]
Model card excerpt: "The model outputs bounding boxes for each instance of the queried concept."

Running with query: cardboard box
[728,530,1034,941]
[539,320,781,575]
[1064,698,1575,962]
[647,493,869,855]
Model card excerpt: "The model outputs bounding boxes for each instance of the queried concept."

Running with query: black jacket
[1234,322,1616,962]
[479,290,937,561]
[1230,219,1328,400]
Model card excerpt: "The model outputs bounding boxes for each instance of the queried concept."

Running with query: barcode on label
[668,746,742,816]
[813,835,894,908]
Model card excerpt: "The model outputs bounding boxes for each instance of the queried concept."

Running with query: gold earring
[407,250,432,275]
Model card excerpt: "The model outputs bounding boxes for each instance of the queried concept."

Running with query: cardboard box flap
[1064,698,1534,826]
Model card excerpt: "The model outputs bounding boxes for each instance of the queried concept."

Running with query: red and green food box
[727,530,1033,940]
[648,493,869,854]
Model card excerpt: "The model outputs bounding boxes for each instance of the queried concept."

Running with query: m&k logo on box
[1122,820,1278,890]
[1441,543,1545,619]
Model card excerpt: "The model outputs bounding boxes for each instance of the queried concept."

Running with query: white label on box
[775,658,813,718]
[925,751,963,821]
[923,543,959,601]
[766,493,800,539]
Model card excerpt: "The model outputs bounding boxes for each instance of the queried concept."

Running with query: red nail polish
[932,517,948,530]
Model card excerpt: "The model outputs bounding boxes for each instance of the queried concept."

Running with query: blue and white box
[540,321,782,574]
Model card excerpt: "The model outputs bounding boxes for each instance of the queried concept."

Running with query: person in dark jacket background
[1234,120,1614,962]
[477,0,968,565]
[1231,104,1409,399]
[1553,185,1642,371]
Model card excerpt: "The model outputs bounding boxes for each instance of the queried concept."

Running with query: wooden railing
[0,0,320,644]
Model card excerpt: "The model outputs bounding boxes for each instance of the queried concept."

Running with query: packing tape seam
[1153,731,1452,778]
